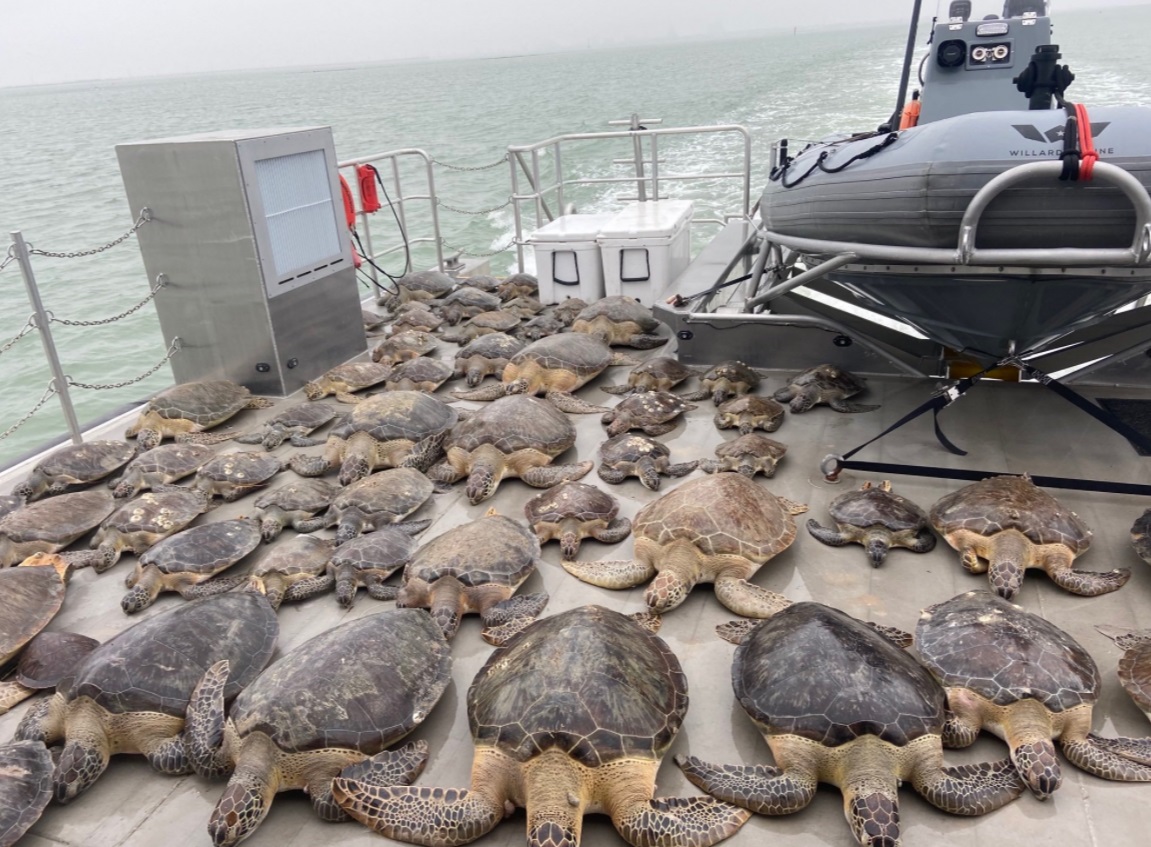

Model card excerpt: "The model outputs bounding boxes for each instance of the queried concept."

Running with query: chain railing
[26,208,152,259]
[66,337,182,391]
[50,274,169,327]
[430,154,509,172]
[0,319,38,359]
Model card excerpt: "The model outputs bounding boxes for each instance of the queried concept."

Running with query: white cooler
[528,213,616,305]
[598,200,693,303]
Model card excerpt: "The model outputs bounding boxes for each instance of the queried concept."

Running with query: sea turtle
[0,631,100,716]
[571,295,666,349]
[564,472,806,616]
[929,474,1120,599]
[288,391,458,484]
[0,495,21,522]
[601,356,697,395]
[327,528,420,608]
[1097,624,1151,725]
[681,360,765,405]
[14,590,278,803]
[253,477,339,542]
[677,602,1025,847]
[247,535,337,610]
[451,333,632,413]
[1130,508,1151,564]
[125,380,274,450]
[0,554,72,710]
[0,740,53,847]
[120,517,263,614]
[601,390,696,437]
[549,296,588,326]
[808,480,936,567]
[523,481,632,560]
[371,330,438,366]
[303,362,393,403]
[391,270,456,305]
[496,271,538,301]
[296,467,434,543]
[700,433,788,479]
[396,511,548,642]
[234,401,338,449]
[713,395,786,434]
[459,274,502,294]
[437,286,502,325]
[0,490,116,567]
[519,312,566,341]
[391,304,444,334]
[383,356,453,393]
[191,451,282,502]
[186,608,450,847]
[332,605,751,847]
[428,395,593,505]
[502,296,546,319]
[362,309,387,336]
[12,440,137,501]
[597,433,699,491]
[917,590,1151,798]
[453,332,524,387]
[773,363,879,413]
[108,443,214,499]
[441,309,521,344]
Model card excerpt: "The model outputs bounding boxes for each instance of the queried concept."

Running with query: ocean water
[1,7,1149,466]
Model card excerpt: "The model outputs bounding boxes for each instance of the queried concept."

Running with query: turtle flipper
[366,580,400,601]
[601,384,635,395]
[14,694,65,744]
[481,592,550,646]
[613,796,749,847]
[1046,563,1131,597]
[563,558,655,589]
[675,755,816,815]
[1084,734,1151,766]
[547,392,611,414]
[400,431,449,472]
[332,781,507,846]
[590,517,632,546]
[941,710,982,748]
[665,460,699,478]
[679,389,709,401]
[186,660,233,779]
[311,741,431,822]
[0,680,36,715]
[175,430,236,446]
[281,573,336,604]
[177,575,251,601]
[395,518,434,535]
[143,732,192,775]
[908,527,937,554]
[713,576,791,619]
[715,620,757,645]
[520,461,594,489]
[452,383,507,402]
[1061,736,1151,781]
[699,459,724,475]
[828,399,880,413]
[597,463,629,484]
[807,519,850,547]
[913,757,1026,814]
[864,622,913,648]
[288,453,333,477]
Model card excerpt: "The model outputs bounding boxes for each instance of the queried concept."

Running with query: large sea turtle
[916,590,1151,798]
[773,363,878,413]
[234,401,338,449]
[13,440,137,501]
[331,605,750,847]
[597,432,699,491]
[295,467,434,543]
[681,360,765,406]
[125,380,274,450]
[677,602,1025,847]
[437,286,503,324]
[108,443,214,499]
[1096,625,1151,736]
[67,487,210,572]
[14,591,278,803]
[0,740,54,847]
[601,391,696,437]
[571,295,666,348]
[808,480,936,567]
[0,490,116,567]
[1130,508,1151,564]
[441,309,522,345]
[496,272,538,301]
[391,304,444,334]
[452,332,524,387]
[0,554,72,712]
[601,356,697,396]
[523,481,632,560]
[253,478,339,542]
[390,270,456,304]
[303,362,393,402]
[184,608,451,847]
[564,472,806,616]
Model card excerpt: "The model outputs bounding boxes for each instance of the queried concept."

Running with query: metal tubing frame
[744,252,861,311]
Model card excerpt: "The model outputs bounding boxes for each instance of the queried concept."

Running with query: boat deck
[4,336,1151,847]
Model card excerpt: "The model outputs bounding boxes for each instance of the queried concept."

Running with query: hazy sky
[0,0,1140,88]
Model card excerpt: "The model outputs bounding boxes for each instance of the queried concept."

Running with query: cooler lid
[528,213,617,243]
[598,200,694,239]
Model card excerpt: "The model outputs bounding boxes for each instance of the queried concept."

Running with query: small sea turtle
[125,380,274,450]
[383,356,453,392]
[234,401,338,449]
[371,330,438,366]
[459,274,502,294]
[700,433,788,479]
[564,473,806,616]
[362,309,387,335]
[523,481,632,560]
[186,608,450,847]
[681,360,764,405]
[1130,508,1151,564]
[0,554,71,686]
[496,271,538,301]
[808,480,936,567]
[601,390,696,436]
[774,363,878,413]
[396,511,548,642]
[714,394,785,434]
[1097,624,1151,725]
[930,474,1120,599]
[191,451,282,502]
[391,270,456,304]
[303,362,393,403]
[253,477,339,542]
[288,391,457,484]
[917,590,1151,798]
[519,312,565,341]
[121,517,263,613]
[678,603,1024,846]
[601,356,697,395]
[451,333,632,413]
[441,309,521,344]
[597,432,699,491]
[390,304,444,334]
[437,286,502,324]
[571,295,666,349]
[0,631,100,716]
[0,740,53,847]
[14,590,278,802]
[429,395,592,505]
[549,296,588,326]
[108,443,214,499]
[327,527,420,608]
[452,332,524,387]
[13,440,137,501]
[248,535,337,609]
[0,490,116,567]
[332,605,750,847]
[297,467,434,543]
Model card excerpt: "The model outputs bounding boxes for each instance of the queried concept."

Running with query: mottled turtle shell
[573,296,660,331]
[457,332,523,362]
[524,481,619,526]
[703,360,760,388]
[916,590,1100,711]
[254,478,338,514]
[306,362,392,397]
[230,609,449,753]
[497,272,539,300]
[929,475,1091,552]
[13,631,100,689]
[446,395,576,457]
[111,444,214,497]
[714,434,788,463]
[194,451,281,489]
[0,740,53,847]
[0,490,116,546]
[519,314,565,341]
[0,555,69,664]
[550,298,588,326]
[736,602,944,747]
[391,305,444,333]
[96,489,208,544]
[329,391,458,443]
[251,535,335,579]
[438,287,501,319]
[778,363,866,397]
[469,605,686,765]
[404,513,540,588]
[600,433,671,465]
[509,333,614,381]
[385,357,453,391]
[255,402,337,433]
[63,591,278,717]
[714,395,785,431]
[1132,509,1151,564]
[397,270,456,299]
[15,440,136,499]
[626,357,694,391]
[138,518,262,576]
[128,380,253,432]
[362,310,387,332]
[634,472,797,562]
[330,529,417,574]
[371,331,438,365]
[332,468,434,519]
[602,391,693,430]
[464,310,521,333]
[0,495,21,522]
[829,484,930,533]
[460,274,502,294]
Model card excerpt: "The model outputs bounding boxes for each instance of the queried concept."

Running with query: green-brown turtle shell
[633,472,797,562]
[64,591,278,718]
[602,391,693,429]
[254,478,338,514]
[456,332,523,362]
[14,631,100,689]
[331,468,434,520]
[397,270,456,298]
[0,558,68,664]
[256,401,338,432]
[464,310,520,333]
[16,440,136,495]
[468,605,686,766]
[779,363,866,396]
[628,357,694,390]
[195,452,282,488]
[445,395,576,457]
[510,333,614,379]
[311,362,393,393]
[329,391,458,443]
[251,535,336,579]
[98,489,207,539]
[735,602,944,747]
[330,529,416,574]
[573,296,661,332]
[0,495,21,522]
[371,331,438,365]
[713,434,787,462]
[403,513,540,588]
[929,475,1091,552]
[0,490,116,545]
[112,444,214,494]
[702,361,760,387]
[128,380,253,431]
[230,608,450,753]
[524,482,618,526]
[829,485,930,533]
[916,590,1100,711]
[385,357,453,389]
[138,518,262,576]
[600,433,671,466]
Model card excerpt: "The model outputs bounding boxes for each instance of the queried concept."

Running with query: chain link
[431,154,509,172]
[67,337,182,391]
[0,247,15,275]
[0,383,57,442]
[441,237,519,259]
[28,209,152,260]
[0,318,38,358]
[51,274,168,327]
[436,197,514,216]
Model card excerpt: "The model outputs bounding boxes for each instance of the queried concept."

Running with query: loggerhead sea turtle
[108,443,214,499]
[303,363,393,403]
[253,478,339,542]
[601,391,696,437]
[191,451,282,502]
[440,309,521,345]
[0,490,116,567]
[125,380,274,450]
[601,356,697,396]
[391,304,444,334]
[713,395,785,434]
[13,440,137,501]
[67,487,210,572]
[453,332,524,387]
[496,271,538,301]
[296,467,434,543]
[808,480,936,567]
[773,363,878,413]
[523,481,632,560]
[437,286,502,325]
[681,360,765,406]
[390,270,456,305]
[700,433,788,479]
[549,296,588,326]
[571,295,666,349]
[371,330,438,367]
[597,433,699,491]
[234,402,338,449]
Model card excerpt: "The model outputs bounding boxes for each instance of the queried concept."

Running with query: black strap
[1020,362,1151,454]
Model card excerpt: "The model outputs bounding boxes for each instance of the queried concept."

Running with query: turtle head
[121,573,162,614]
[505,378,530,396]
[302,380,325,401]
[335,515,365,544]
[54,736,111,803]
[11,474,43,501]
[259,514,285,544]
[865,530,891,568]
[112,473,141,499]
[847,790,900,847]
[465,458,503,505]
[136,427,163,452]
[1010,739,1062,799]
[208,768,277,847]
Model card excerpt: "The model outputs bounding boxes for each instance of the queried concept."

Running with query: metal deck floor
[4,345,1151,847]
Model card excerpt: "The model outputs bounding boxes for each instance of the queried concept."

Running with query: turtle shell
[0,495,22,522]
[457,332,523,362]
[916,590,1100,711]
[788,363,866,395]
[714,395,785,429]
[385,357,453,390]
[64,591,278,717]
[468,605,686,765]
[0,490,116,546]
[574,296,660,331]
[230,608,449,753]
[398,271,455,298]
[403,513,539,588]
[628,357,694,390]
[829,484,929,533]
[465,310,520,332]
[0,740,53,847]
[714,434,788,462]
[254,478,338,514]
[196,452,282,486]
[330,529,417,573]
[392,306,444,333]
[735,602,944,747]
[440,287,501,317]
[446,395,575,456]
[929,475,1091,552]
[16,440,136,498]
[600,433,670,465]
[261,401,338,431]
[333,468,434,516]
[0,555,69,664]
[136,380,252,428]
[98,489,207,541]
[520,314,564,340]
[330,391,458,443]
[252,535,335,578]
[14,631,100,689]
[460,274,502,294]
[310,362,392,393]
[524,482,618,526]
[703,361,759,386]
[112,444,214,496]
[634,473,797,562]
[371,331,438,365]
[138,518,262,576]
[512,334,613,379]
[603,391,693,428]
